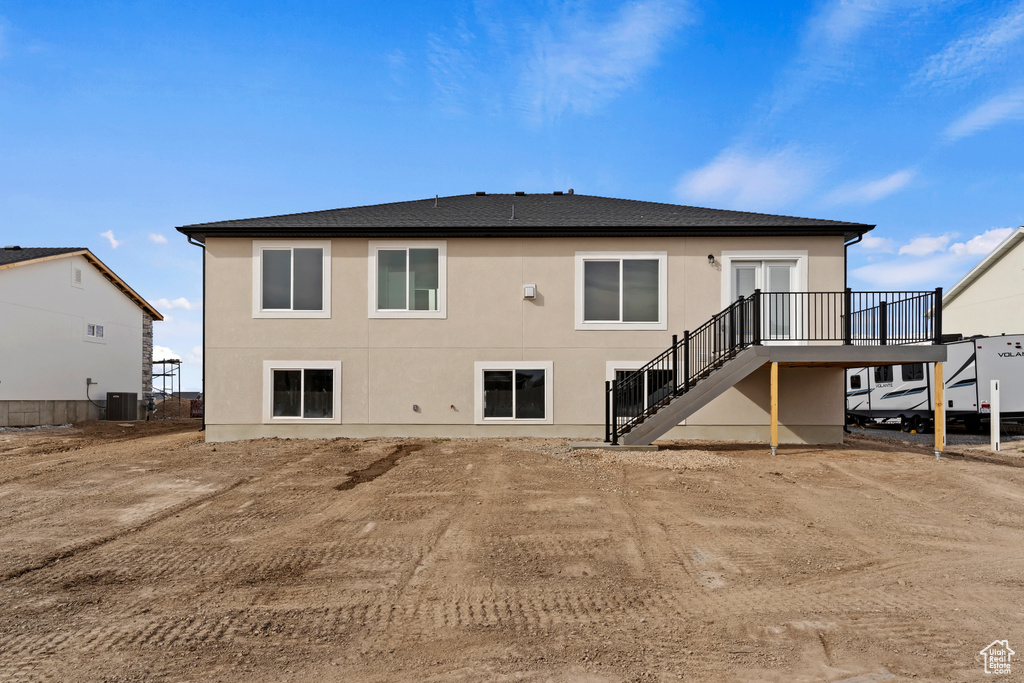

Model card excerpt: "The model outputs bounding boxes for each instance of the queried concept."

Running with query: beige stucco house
[0,247,162,426]
[942,227,1024,338]
[177,193,945,444]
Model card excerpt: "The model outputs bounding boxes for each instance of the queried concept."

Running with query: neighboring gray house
[177,192,945,445]
[0,247,163,426]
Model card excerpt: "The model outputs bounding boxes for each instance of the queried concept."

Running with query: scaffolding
[153,358,181,418]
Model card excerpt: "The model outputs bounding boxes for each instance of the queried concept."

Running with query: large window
[474,361,553,424]
[575,252,667,330]
[262,361,341,424]
[368,241,446,318]
[252,241,331,318]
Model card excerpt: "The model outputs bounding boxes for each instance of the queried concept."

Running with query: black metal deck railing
[605,288,942,444]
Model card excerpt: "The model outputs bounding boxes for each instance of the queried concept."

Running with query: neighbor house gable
[0,247,163,320]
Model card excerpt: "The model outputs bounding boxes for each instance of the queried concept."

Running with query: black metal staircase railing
[605,288,943,444]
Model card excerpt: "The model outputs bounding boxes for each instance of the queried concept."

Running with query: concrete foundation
[0,400,101,427]
[202,423,845,444]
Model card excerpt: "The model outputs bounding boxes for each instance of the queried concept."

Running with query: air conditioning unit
[105,392,139,421]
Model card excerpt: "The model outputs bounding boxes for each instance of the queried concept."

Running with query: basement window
[474,361,553,424]
[252,241,331,318]
[262,361,341,424]
[368,241,447,318]
[606,361,683,426]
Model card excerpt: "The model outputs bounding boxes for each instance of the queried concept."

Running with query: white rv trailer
[846,334,1024,432]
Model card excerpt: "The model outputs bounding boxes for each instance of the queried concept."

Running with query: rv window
[850,375,862,390]
[901,363,924,381]
[873,366,893,383]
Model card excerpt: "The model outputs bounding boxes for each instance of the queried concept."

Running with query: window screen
[483,369,545,419]
[272,368,333,419]
[583,258,659,323]
[262,248,323,311]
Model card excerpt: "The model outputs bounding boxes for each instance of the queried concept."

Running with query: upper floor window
[84,322,105,342]
[575,252,667,330]
[368,241,446,318]
[252,241,331,318]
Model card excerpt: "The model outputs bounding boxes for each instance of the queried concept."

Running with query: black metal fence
[605,288,942,444]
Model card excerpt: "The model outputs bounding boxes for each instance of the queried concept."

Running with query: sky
[2,0,1022,392]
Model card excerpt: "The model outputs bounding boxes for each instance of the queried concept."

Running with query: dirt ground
[1,421,1022,682]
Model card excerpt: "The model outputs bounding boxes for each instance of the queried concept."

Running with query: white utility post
[991,379,1001,452]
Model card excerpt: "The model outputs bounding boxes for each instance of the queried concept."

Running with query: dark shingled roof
[0,246,86,267]
[177,193,873,242]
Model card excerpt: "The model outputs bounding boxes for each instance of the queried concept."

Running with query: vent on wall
[72,264,84,288]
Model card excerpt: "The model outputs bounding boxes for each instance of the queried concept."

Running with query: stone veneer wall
[142,312,154,400]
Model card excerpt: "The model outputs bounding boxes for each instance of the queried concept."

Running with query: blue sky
[2,0,1022,391]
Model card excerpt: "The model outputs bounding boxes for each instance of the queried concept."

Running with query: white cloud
[149,233,168,244]
[154,297,201,311]
[851,254,958,288]
[771,0,905,113]
[153,345,180,362]
[850,225,1018,289]
[857,235,896,253]
[427,21,476,114]
[184,346,203,365]
[825,169,916,204]
[100,230,122,249]
[898,234,951,256]
[918,1,1024,85]
[674,147,823,210]
[943,89,1024,142]
[520,0,691,121]
[949,227,1014,256]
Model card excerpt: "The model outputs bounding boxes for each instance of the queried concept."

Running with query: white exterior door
[731,260,797,341]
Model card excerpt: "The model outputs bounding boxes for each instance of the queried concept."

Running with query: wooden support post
[770,362,779,456]
[934,363,944,460]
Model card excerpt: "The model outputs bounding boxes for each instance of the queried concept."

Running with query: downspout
[186,235,206,432]
[843,233,863,292]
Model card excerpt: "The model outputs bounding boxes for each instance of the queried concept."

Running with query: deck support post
[770,362,779,456]
[934,363,944,460]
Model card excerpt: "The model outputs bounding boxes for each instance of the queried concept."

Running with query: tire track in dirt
[0,476,253,583]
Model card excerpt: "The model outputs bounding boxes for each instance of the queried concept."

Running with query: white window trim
[84,322,106,344]
[605,361,684,425]
[575,251,668,330]
[368,240,447,319]
[474,360,554,425]
[252,240,331,319]
[262,360,342,424]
